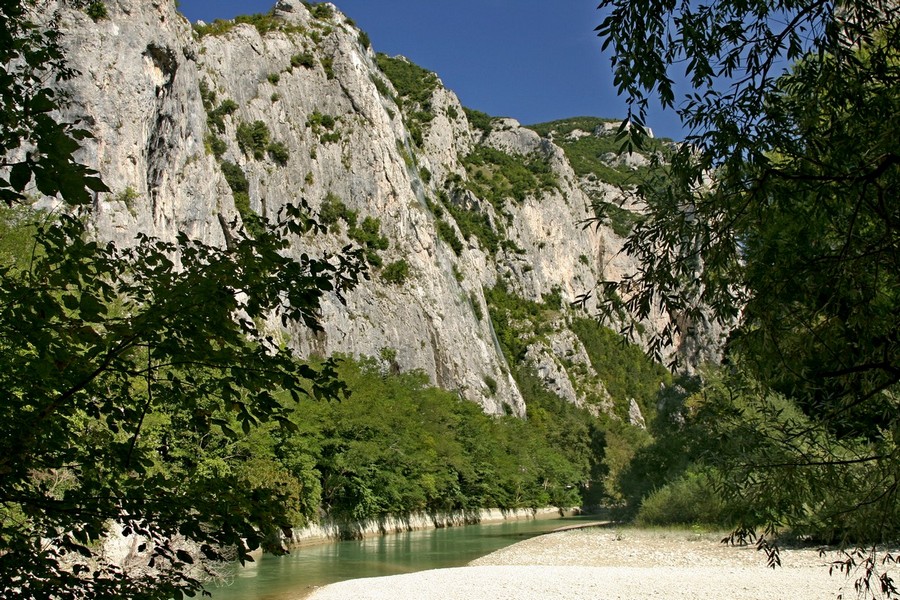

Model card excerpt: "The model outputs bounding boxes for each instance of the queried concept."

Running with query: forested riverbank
[213,354,606,545]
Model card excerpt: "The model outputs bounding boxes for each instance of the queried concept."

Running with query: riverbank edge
[284,507,579,548]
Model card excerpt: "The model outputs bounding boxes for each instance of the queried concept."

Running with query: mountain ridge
[45,0,717,420]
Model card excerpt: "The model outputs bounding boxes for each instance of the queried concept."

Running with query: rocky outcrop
[288,507,567,544]
[43,0,716,417]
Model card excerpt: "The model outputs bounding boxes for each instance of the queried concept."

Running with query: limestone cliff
[43,0,716,418]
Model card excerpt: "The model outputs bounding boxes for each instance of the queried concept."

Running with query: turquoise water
[206,515,593,600]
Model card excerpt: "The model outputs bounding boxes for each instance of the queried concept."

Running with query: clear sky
[177,1,683,139]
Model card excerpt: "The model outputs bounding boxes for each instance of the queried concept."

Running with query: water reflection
[207,515,593,600]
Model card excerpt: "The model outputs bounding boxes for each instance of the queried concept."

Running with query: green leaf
[9,162,31,191]
[79,292,106,320]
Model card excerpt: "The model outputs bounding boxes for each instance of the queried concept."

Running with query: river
[206,514,596,600]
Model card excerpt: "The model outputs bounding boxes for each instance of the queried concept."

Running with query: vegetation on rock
[194,12,305,38]
[376,54,439,147]
[460,146,559,207]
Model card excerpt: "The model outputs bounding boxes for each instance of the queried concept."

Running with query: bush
[442,199,500,255]
[358,31,371,49]
[381,260,410,285]
[205,98,239,134]
[635,470,727,527]
[321,57,335,80]
[436,219,463,256]
[193,18,236,37]
[310,3,334,20]
[291,52,316,69]
[231,191,265,239]
[318,193,356,230]
[216,98,237,114]
[219,161,249,194]
[525,116,671,189]
[236,120,271,160]
[219,161,264,238]
[349,216,389,268]
[194,13,306,37]
[307,112,340,144]
[85,1,107,21]
[570,317,670,422]
[307,111,337,131]
[205,133,227,158]
[267,72,280,85]
[372,76,394,101]
[267,141,290,166]
[593,200,645,237]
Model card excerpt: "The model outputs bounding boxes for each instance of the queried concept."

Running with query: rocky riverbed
[305,526,897,599]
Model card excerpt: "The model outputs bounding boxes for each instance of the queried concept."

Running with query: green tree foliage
[634,468,726,527]
[306,110,340,144]
[0,204,366,598]
[0,4,366,597]
[438,192,501,254]
[570,317,671,423]
[526,117,669,236]
[269,357,598,523]
[318,192,356,231]
[482,286,635,507]
[218,161,264,238]
[291,51,316,70]
[315,194,387,267]
[484,284,668,505]
[205,133,227,158]
[435,218,464,256]
[358,30,371,50]
[309,3,334,21]
[595,0,900,583]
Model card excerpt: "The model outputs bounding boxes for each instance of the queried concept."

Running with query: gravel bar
[305,527,896,600]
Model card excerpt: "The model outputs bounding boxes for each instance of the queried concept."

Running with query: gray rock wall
[42,0,717,417]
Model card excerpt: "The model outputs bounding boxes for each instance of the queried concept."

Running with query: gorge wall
[44,0,712,420]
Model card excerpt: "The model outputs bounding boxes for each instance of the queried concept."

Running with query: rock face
[45,0,718,417]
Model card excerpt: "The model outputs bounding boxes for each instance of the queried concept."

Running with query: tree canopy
[594,0,900,590]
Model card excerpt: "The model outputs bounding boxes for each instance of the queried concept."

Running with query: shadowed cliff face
[44,0,720,417]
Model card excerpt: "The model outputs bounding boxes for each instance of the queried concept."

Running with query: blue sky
[178,1,683,139]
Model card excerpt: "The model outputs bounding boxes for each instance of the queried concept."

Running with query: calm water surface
[207,515,594,600]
